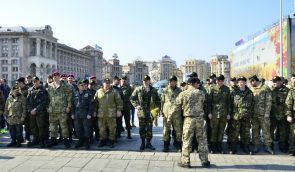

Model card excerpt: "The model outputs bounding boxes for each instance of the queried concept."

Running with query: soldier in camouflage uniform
[226,77,238,149]
[47,72,72,148]
[4,86,26,147]
[285,74,295,156]
[120,76,133,139]
[27,77,49,148]
[16,77,30,142]
[112,76,124,138]
[130,75,161,151]
[88,80,99,143]
[229,77,253,154]
[270,76,290,153]
[249,75,274,154]
[72,80,94,149]
[171,77,210,168]
[161,75,182,152]
[94,78,123,148]
[207,74,231,154]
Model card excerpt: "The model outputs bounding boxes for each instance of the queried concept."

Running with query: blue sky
[0,0,293,66]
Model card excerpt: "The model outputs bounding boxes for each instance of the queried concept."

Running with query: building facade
[210,55,230,84]
[182,59,210,82]
[0,25,105,84]
[122,60,148,85]
[159,55,176,80]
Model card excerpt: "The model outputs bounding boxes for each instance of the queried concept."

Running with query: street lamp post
[280,0,283,76]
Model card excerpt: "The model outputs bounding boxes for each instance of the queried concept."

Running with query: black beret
[16,77,25,83]
[272,76,281,82]
[230,77,237,81]
[169,75,178,81]
[187,77,200,84]
[104,78,111,82]
[187,72,198,78]
[237,77,247,82]
[32,76,40,81]
[249,75,259,81]
[143,75,151,81]
[121,76,128,80]
[217,74,225,81]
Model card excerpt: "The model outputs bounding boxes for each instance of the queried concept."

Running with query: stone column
[54,43,57,59]
[36,38,41,56]
[49,42,52,58]
[43,40,47,58]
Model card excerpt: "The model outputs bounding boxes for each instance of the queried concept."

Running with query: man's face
[16,81,24,87]
[230,81,236,87]
[53,75,61,82]
[26,78,32,84]
[113,79,120,85]
[12,89,18,96]
[217,79,224,87]
[250,80,257,87]
[121,79,127,86]
[143,80,150,86]
[169,80,177,87]
[291,77,295,85]
[68,77,74,83]
[33,80,40,87]
[103,81,111,90]
[273,81,282,88]
[238,80,246,88]
[78,84,85,91]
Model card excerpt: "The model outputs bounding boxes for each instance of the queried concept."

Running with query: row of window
[1,52,19,57]
[1,66,18,72]
[1,59,18,65]
[0,38,19,44]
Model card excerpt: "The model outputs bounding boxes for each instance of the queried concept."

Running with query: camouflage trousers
[181,117,208,165]
[138,117,153,139]
[30,114,48,140]
[163,115,183,142]
[270,118,290,148]
[49,113,69,138]
[9,124,23,141]
[289,121,295,153]
[210,116,227,143]
[74,118,91,138]
[252,117,272,147]
[229,117,251,145]
[98,117,116,141]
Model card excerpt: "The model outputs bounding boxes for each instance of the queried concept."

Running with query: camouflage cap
[169,75,178,81]
[272,76,281,82]
[237,77,247,82]
[187,72,198,78]
[143,75,151,81]
[217,74,225,81]
[249,75,259,81]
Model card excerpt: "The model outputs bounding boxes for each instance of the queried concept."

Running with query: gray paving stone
[65,158,91,168]
[83,158,110,171]
[57,167,81,172]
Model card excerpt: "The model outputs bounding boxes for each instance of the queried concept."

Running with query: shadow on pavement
[0,156,14,160]
[215,164,295,171]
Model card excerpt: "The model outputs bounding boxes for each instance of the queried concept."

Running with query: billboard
[230,19,289,80]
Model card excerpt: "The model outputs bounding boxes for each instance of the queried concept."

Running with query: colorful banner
[230,19,289,80]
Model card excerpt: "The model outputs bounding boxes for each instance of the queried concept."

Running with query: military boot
[229,142,237,154]
[139,138,145,151]
[7,140,17,147]
[252,145,260,153]
[84,137,90,150]
[98,139,106,147]
[176,141,182,152]
[162,141,169,152]
[27,137,39,147]
[127,130,132,139]
[217,142,224,154]
[265,146,274,155]
[16,140,22,147]
[201,161,211,168]
[210,142,217,153]
[39,138,46,148]
[146,138,155,150]
[75,138,84,148]
[64,138,71,148]
[109,140,115,148]
[243,144,252,155]
[48,137,58,147]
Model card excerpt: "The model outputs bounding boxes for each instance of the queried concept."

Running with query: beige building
[172,68,183,85]
[122,60,148,85]
[159,55,176,80]
[103,53,122,79]
[182,59,210,82]
[0,25,104,84]
[210,55,230,84]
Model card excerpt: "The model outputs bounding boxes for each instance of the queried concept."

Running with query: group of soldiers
[1,70,295,169]
[0,72,135,150]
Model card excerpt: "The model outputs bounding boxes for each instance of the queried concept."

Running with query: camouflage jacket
[72,90,94,118]
[285,85,295,118]
[19,85,29,98]
[207,84,231,118]
[120,84,132,106]
[93,88,123,118]
[170,87,205,119]
[231,87,254,120]
[229,85,238,94]
[270,85,289,120]
[47,81,72,114]
[251,84,272,117]
[4,94,26,125]
[161,86,182,118]
[27,85,49,115]
[130,85,161,118]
